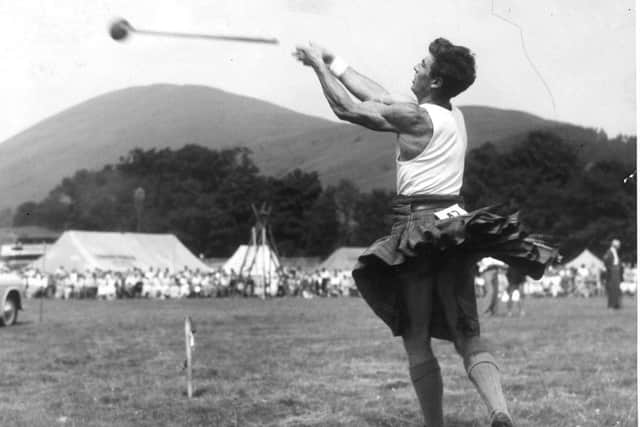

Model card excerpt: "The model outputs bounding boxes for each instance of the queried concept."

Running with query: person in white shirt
[295,38,557,427]
[124,270,136,298]
[96,272,107,299]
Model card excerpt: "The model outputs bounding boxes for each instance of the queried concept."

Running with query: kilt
[352,194,558,340]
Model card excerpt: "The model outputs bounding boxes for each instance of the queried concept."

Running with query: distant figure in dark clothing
[603,239,623,309]
[481,266,502,317]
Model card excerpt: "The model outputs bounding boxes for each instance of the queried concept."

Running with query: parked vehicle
[0,271,24,326]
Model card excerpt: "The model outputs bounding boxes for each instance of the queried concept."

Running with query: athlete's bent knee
[402,335,435,368]
[409,357,441,381]
[455,336,495,371]
[464,351,500,375]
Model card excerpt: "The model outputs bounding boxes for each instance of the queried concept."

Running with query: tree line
[13,131,636,262]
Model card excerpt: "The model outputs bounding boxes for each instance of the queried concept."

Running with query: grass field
[1,296,636,427]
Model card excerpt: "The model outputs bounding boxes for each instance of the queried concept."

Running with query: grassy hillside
[0,85,336,209]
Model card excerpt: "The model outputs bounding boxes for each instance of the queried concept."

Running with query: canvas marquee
[319,247,367,271]
[564,249,605,272]
[29,230,210,274]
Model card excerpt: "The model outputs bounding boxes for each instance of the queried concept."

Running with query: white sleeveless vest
[396,103,467,196]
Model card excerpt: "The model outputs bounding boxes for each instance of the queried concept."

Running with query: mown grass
[0,296,636,427]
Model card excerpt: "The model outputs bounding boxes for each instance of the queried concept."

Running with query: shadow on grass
[1,319,34,328]
[444,415,482,427]
[181,387,209,398]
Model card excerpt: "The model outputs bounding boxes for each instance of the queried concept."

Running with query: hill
[0,84,634,210]
[0,85,336,210]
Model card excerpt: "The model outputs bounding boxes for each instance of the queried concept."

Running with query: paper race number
[434,203,468,220]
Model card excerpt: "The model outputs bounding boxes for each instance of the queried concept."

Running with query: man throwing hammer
[294,39,556,427]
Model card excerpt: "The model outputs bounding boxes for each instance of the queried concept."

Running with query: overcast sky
[0,0,635,143]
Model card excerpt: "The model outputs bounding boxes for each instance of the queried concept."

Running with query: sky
[0,0,635,143]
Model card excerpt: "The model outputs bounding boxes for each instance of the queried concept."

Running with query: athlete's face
[411,54,438,98]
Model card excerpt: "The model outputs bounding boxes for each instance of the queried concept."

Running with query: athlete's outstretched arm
[315,44,415,104]
[340,67,388,101]
[293,45,430,135]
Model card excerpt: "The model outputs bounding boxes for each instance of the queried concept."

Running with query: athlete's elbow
[333,107,354,121]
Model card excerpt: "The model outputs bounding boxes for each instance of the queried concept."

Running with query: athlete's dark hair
[428,38,476,98]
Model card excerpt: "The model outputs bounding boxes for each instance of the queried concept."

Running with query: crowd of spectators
[18,266,359,300]
[517,263,635,298]
[476,262,637,303]
[14,261,637,302]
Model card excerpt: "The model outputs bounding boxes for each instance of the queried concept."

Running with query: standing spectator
[603,238,623,309]
[201,272,214,297]
[320,268,330,296]
[299,273,311,297]
[23,269,37,298]
[191,270,203,297]
[124,270,136,298]
[97,272,108,300]
[64,270,78,299]
[77,273,88,299]
[160,269,171,298]
[179,273,191,298]
[116,272,126,298]
[85,271,98,299]
[219,270,230,297]
[505,266,526,317]
[141,268,154,298]
[311,270,321,295]
[340,272,353,296]
[236,274,246,297]
[482,267,501,316]
[329,270,341,297]
[41,271,54,298]
[575,264,590,298]
[169,276,181,299]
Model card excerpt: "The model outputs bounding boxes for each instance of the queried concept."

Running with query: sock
[466,352,509,419]
[409,358,444,427]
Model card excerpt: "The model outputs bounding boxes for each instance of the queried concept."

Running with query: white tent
[564,249,605,272]
[223,244,280,276]
[320,247,367,271]
[223,243,280,296]
[224,204,281,296]
[29,231,210,274]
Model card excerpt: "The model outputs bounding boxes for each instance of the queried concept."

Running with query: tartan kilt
[352,195,558,339]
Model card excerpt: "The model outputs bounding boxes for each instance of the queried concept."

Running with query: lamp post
[133,187,146,233]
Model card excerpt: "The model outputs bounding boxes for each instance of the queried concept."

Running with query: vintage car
[0,271,24,326]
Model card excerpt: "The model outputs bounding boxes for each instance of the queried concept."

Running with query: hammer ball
[109,19,130,41]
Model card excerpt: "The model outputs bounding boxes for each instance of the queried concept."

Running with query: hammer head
[109,18,132,41]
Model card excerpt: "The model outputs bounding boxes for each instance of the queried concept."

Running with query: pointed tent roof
[564,249,605,271]
[29,230,210,274]
[222,244,280,278]
[320,247,367,271]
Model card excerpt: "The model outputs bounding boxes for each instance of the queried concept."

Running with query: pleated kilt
[352,194,558,340]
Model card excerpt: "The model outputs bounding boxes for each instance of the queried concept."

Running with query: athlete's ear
[430,76,443,89]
